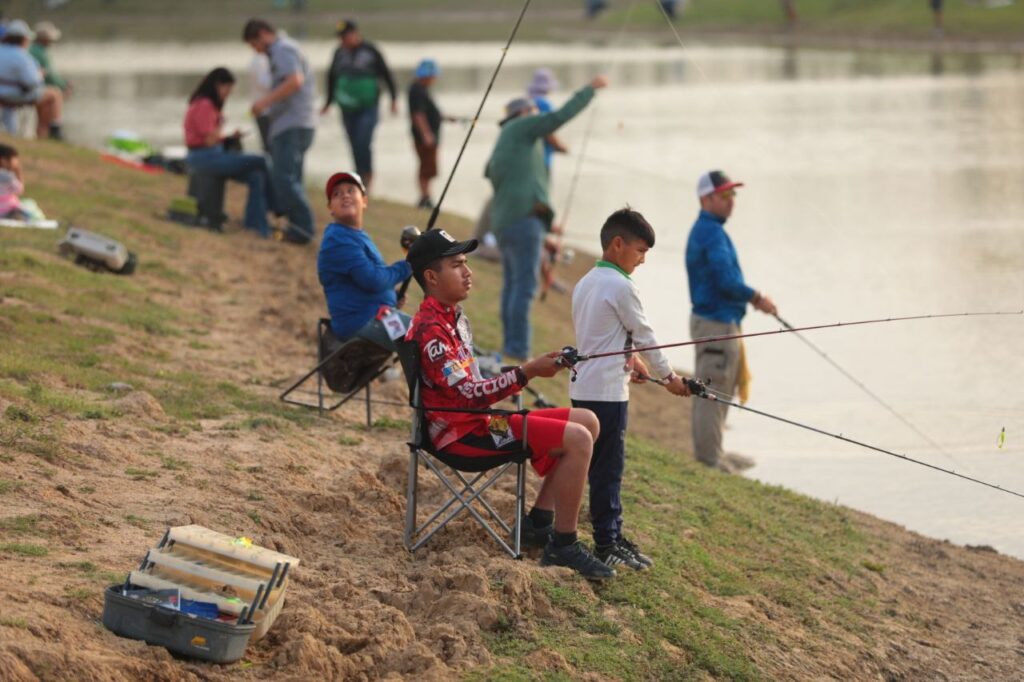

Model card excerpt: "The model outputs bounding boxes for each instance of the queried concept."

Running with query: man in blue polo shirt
[685,170,778,472]
[317,171,412,350]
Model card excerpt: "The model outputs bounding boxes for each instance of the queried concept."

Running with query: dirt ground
[2,181,1024,681]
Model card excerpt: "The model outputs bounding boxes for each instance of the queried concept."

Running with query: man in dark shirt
[407,59,443,210]
[321,19,396,194]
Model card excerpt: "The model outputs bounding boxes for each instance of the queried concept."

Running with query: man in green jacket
[485,74,608,360]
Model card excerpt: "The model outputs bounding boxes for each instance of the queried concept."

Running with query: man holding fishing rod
[485,74,608,363]
[686,170,778,473]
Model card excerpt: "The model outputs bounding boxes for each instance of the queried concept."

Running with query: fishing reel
[400,225,421,253]
[555,346,585,381]
[684,377,710,398]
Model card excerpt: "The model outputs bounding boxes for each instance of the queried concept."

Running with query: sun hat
[527,67,559,97]
[34,21,61,42]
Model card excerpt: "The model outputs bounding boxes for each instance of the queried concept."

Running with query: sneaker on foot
[520,516,553,549]
[722,451,755,471]
[618,536,654,568]
[540,540,616,580]
[417,196,434,210]
[595,541,647,571]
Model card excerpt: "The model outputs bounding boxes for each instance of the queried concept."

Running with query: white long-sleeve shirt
[569,261,673,402]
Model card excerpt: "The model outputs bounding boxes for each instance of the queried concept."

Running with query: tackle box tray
[102,584,255,663]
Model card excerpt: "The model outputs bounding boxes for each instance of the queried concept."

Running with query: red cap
[325,171,366,200]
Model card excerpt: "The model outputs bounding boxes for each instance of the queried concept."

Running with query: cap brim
[714,181,744,193]
[440,238,478,258]
[325,172,366,198]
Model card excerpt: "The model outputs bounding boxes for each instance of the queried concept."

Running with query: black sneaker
[540,540,616,581]
[595,541,647,571]
[520,516,553,549]
[618,536,654,569]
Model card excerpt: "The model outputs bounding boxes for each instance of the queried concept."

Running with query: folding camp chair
[279,319,401,425]
[395,338,529,559]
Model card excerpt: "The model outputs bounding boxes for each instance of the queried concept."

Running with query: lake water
[56,40,1024,557]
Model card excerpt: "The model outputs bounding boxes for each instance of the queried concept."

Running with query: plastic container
[102,585,255,663]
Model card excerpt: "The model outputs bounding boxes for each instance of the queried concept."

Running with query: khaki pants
[690,314,741,467]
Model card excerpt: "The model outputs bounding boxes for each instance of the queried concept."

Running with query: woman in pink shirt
[184,67,274,237]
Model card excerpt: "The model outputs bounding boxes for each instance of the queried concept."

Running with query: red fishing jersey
[406,296,527,451]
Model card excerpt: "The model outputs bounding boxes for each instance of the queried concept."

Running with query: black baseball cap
[406,229,478,275]
[336,19,358,35]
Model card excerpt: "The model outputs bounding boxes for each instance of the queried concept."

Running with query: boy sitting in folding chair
[405,229,615,580]
[317,171,412,352]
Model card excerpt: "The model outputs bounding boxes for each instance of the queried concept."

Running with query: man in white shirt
[570,207,690,571]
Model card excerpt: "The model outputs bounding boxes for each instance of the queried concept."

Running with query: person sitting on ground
[28,22,70,98]
[0,143,26,218]
[0,20,63,139]
[183,67,275,238]
[317,171,412,351]
[404,229,615,581]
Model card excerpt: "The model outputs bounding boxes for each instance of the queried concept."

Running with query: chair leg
[411,457,519,557]
[316,323,325,417]
[365,382,372,428]
[404,447,419,552]
[513,461,526,559]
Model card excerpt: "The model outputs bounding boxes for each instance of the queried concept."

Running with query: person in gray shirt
[243,18,316,245]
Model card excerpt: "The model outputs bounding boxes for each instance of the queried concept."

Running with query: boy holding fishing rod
[570,208,691,570]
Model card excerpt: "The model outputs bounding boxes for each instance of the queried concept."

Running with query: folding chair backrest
[394,338,422,404]
[320,322,393,394]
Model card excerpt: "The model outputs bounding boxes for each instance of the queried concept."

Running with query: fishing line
[684,379,1024,501]
[773,313,964,468]
[541,0,638,301]
[568,310,1023,362]
[397,0,533,299]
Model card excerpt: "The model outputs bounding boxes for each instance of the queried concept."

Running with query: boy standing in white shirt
[570,208,691,570]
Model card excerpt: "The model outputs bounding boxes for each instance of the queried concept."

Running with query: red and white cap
[696,170,744,198]
[325,171,366,199]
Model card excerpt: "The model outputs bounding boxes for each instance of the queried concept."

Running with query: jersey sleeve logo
[425,338,448,362]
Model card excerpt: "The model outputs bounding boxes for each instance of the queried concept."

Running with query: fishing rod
[540,0,638,302]
[397,0,533,300]
[675,376,1024,501]
[772,313,963,468]
[554,310,1023,366]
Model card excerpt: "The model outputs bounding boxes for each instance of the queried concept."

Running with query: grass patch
[0,542,49,557]
[125,514,149,529]
[0,515,44,535]
[338,435,362,446]
[369,416,410,431]
[64,586,94,601]
[159,455,189,471]
[0,616,28,629]
[125,468,159,481]
[0,479,24,494]
[246,510,262,525]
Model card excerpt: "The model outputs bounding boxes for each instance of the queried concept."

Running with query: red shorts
[440,407,570,476]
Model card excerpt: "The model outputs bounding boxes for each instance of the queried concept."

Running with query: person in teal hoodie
[484,74,607,361]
